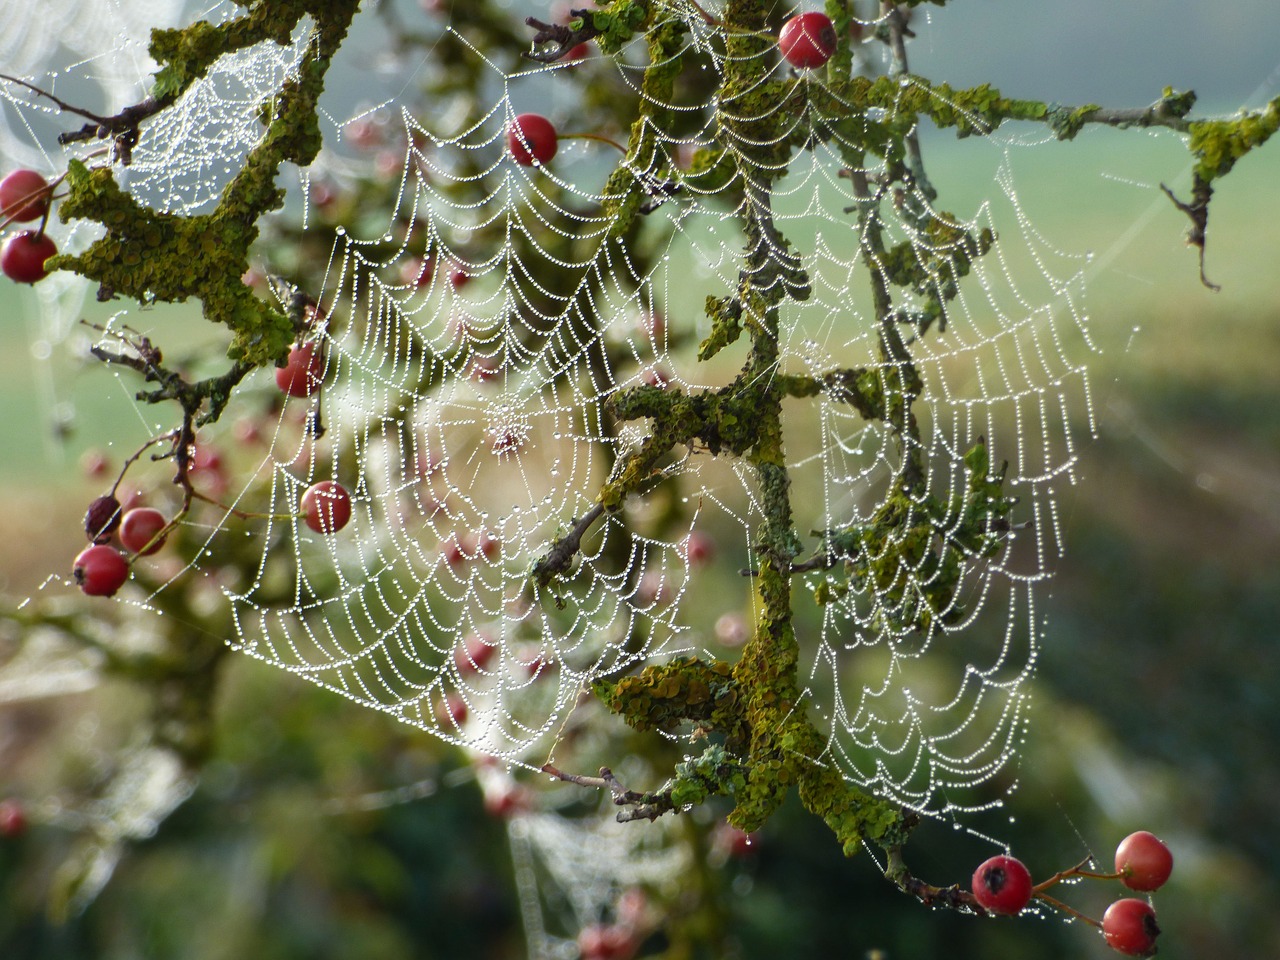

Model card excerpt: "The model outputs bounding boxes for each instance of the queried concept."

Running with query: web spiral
[10,2,1100,822]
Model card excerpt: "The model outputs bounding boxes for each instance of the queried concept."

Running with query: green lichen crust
[48,1,360,369]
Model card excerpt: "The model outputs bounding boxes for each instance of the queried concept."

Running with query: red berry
[80,449,111,478]
[475,530,500,561]
[120,507,169,555]
[1,230,57,283]
[0,169,52,222]
[276,342,325,398]
[482,781,532,818]
[713,822,759,859]
[507,114,558,166]
[437,692,469,730]
[189,444,228,497]
[0,799,26,838]
[84,495,123,543]
[576,923,637,960]
[680,530,716,566]
[301,480,352,534]
[1115,831,1173,892]
[454,632,498,674]
[402,255,434,287]
[971,854,1033,915]
[1102,898,1160,957]
[73,544,129,597]
[778,12,838,70]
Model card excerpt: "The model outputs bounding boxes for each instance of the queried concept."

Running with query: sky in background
[907,1,1280,110]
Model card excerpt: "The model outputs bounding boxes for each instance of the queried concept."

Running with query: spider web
[10,2,1102,826]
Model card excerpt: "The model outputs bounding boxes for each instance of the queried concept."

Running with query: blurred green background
[2,2,1279,958]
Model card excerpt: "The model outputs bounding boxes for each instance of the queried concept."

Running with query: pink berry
[120,507,169,555]
[454,633,498,674]
[0,169,52,222]
[778,12,837,70]
[276,342,325,398]
[680,530,716,566]
[0,799,26,838]
[1115,831,1173,892]
[401,255,434,287]
[437,692,469,730]
[73,544,129,597]
[971,854,1033,915]
[482,779,532,819]
[507,114,558,166]
[576,923,637,960]
[301,480,352,534]
[1102,898,1160,956]
[1,230,57,283]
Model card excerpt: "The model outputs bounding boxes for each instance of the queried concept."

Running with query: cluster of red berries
[970,831,1173,956]
[1,169,58,283]
[70,338,356,596]
[72,494,172,597]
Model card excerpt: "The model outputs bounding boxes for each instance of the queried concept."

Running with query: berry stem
[1032,857,1122,892]
[1033,891,1103,929]
[562,131,627,153]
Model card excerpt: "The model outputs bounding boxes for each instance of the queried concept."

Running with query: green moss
[53,2,358,371]
[589,0,649,55]
[1189,95,1280,182]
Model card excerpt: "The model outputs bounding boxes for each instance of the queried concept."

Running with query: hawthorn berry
[401,255,434,287]
[437,692,469,730]
[120,507,169,555]
[971,854,1033,915]
[1,230,57,283]
[482,781,532,819]
[1115,831,1174,892]
[576,923,637,960]
[680,530,716,566]
[0,799,26,838]
[1102,898,1160,957]
[507,114,558,166]
[0,169,52,222]
[189,444,229,498]
[778,12,838,70]
[276,342,325,398]
[84,494,123,543]
[300,480,352,534]
[454,632,498,675]
[72,544,130,597]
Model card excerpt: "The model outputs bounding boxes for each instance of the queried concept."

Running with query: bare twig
[1160,179,1220,291]
[523,12,601,63]
[532,503,607,585]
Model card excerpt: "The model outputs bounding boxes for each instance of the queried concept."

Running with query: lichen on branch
[50,0,360,371]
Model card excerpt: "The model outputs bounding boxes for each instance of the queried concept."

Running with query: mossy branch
[50,1,360,370]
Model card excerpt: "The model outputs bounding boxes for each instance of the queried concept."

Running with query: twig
[1160,179,1220,291]
[541,764,677,821]
[523,12,602,63]
[532,503,607,585]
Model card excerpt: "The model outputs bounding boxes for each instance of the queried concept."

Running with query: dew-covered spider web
[9,1,1109,837]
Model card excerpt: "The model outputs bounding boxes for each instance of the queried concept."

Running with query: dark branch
[541,764,677,822]
[1160,178,1219,291]
[523,12,601,63]
[532,503,608,586]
